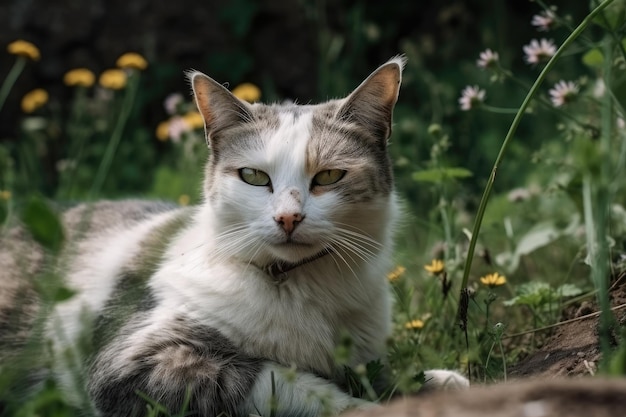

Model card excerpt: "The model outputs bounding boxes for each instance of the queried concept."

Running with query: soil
[508,274,626,379]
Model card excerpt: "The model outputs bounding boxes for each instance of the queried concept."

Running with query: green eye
[312,169,346,186]
[239,168,271,186]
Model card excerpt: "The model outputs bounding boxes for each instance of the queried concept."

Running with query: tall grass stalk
[0,56,27,113]
[457,0,617,334]
[89,72,141,197]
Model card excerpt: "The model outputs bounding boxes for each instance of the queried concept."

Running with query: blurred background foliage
[0,0,592,203]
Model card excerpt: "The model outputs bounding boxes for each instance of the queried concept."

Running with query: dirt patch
[509,274,626,378]
[345,377,626,417]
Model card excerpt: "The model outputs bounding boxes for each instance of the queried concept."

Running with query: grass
[2,0,626,415]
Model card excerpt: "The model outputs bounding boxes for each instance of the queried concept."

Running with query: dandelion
[404,319,425,330]
[63,68,96,87]
[178,194,190,206]
[7,40,40,61]
[116,52,148,71]
[21,88,48,113]
[1,40,40,113]
[99,69,127,90]
[424,259,445,276]
[531,10,556,32]
[232,83,261,103]
[0,190,11,200]
[476,49,499,70]
[523,38,556,65]
[458,85,486,111]
[164,93,184,115]
[548,80,579,107]
[480,272,507,288]
[182,111,204,130]
[387,266,406,282]
[156,121,170,141]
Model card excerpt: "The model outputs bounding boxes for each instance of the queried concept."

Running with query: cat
[0,56,467,417]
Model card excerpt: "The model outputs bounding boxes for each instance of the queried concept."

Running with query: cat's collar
[261,247,333,285]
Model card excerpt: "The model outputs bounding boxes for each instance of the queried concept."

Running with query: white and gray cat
[0,57,467,416]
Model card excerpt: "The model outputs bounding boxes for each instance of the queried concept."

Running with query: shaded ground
[509,274,626,378]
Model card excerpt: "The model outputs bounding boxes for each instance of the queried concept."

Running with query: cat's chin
[266,242,324,263]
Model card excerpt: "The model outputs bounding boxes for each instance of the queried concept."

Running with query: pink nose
[274,213,304,234]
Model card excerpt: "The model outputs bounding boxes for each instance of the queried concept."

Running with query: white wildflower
[458,85,486,111]
[476,49,499,69]
[164,93,184,116]
[523,38,557,65]
[531,10,556,31]
[548,80,579,107]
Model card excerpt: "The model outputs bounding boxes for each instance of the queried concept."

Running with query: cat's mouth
[275,240,313,248]
[267,239,324,264]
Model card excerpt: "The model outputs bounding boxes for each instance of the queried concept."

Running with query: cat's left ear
[337,56,406,147]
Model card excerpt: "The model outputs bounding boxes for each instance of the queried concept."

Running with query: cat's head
[189,57,404,266]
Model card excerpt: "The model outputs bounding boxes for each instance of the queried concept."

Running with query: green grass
[2,0,626,415]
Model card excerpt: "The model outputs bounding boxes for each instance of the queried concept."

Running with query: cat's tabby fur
[0,57,466,417]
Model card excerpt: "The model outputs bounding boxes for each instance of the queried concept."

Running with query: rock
[343,377,626,417]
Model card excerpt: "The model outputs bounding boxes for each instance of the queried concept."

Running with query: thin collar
[261,247,333,285]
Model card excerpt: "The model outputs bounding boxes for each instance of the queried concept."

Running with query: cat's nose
[274,213,304,235]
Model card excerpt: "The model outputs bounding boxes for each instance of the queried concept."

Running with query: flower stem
[89,73,140,197]
[480,104,520,114]
[0,57,27,113]
[457,0,616,323]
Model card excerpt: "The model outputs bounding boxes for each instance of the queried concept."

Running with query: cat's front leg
[238,362,377,417]
[87,317,366,417]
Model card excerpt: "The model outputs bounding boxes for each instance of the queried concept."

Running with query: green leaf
[582,48,604,67]
[20,196,65,253]
[412,167,473,183]
[556,284,583,298]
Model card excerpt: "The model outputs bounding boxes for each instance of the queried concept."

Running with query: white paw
[422,369,469,391]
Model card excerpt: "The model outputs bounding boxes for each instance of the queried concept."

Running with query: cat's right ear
[188,71,253,146]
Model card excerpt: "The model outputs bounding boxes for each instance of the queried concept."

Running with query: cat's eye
[312,169,346,187]
[239,168,271,187]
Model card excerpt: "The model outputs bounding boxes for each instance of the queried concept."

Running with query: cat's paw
[421,369,469,391]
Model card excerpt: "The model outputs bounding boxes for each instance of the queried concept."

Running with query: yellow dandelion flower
[178,194,190,206]
[0,190,11,200]
[404,319,425,330]
[7,40,40,61]
[63,68,95,87]
[424,259,445,275]
[156,120,170,141]
[387,265,406,282]
[182,111,204,130]
[99,69,127,90]
[480,272,507,288]
[116,52,148,71]
[21,88,49,113]
[232,83,261,103]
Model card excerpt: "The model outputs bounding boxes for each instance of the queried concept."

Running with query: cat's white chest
[152,251,388,377]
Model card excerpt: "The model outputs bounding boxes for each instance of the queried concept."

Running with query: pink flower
[167,116,190,143]
[548,80,579,107]
[459,85,486,111]
[531,10,556,31]
[523,39,557,65]
[164,93,184,116]
[476,49,499,69]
